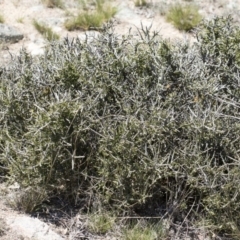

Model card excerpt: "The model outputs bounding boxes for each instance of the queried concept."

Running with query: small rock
[8,182,20,190]
[0,24,24,43]
[29,5,45,13]
[45,18,65,27]
[27,42,45,56]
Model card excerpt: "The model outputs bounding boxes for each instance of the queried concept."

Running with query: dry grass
[41,0,64,9]
[166,3,202,31]
[16,17,24,23]
[123,221,168,240]
[6,187,48,214]
[134,0,150,7]
[65,0,117,31]
[0,14,4,23]
[87,212,116,234]
[33,19,60,41]
[0,218,7,237]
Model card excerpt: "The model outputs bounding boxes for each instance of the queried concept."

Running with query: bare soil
[2,0,239,65]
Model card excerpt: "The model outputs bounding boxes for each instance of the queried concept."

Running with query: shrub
[65,0,117,31]
[1,16,240,238]
[33,20,60,41]
[166,3,202,31]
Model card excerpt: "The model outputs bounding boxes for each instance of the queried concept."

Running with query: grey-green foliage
[0,16,240,238]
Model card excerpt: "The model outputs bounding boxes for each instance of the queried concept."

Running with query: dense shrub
[0,16,240,238]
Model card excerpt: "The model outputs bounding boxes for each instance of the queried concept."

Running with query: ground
[1,0,240,65]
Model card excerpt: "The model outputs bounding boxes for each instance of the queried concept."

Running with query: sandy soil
[1,0,239,66]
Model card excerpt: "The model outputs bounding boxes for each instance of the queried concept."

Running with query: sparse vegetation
[0,42,9,51]
[41,0,64,9]
[65,0,117,31]
[1,16,240,239]
[0,218,7,237]
[0,14,4,23]
[7,187,48,214]
[32,20,60,41]
[87,212,116,234]
[16,17,24,23]
[166,3,202,31]
[124,221,167,240]
[157,0,169,16]
[134,0,149,7]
